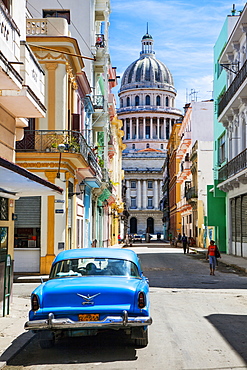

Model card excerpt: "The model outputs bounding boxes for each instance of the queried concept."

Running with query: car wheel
[39,338,55,349]
[133,329,148,347]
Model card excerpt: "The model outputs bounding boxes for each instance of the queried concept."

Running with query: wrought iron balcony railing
[218,148,247,182]
[16,130,102,177]
[185,186,198,201]
[92,95,104,110]
[218,58,247,117]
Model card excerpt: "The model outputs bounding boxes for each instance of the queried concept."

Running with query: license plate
[78,314,99,321]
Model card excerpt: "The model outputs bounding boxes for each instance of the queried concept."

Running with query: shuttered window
[15,197,41,227]
[242,195,247,243]
[231,199,235,242]
[236,197,241,243]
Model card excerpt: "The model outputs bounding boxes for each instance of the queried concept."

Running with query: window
[218,133,226,165]
[156,95,161,106]
[145,95,150,105]
[0,227,8,262]
[130,197,137,208]
[166,97,169,107]
[146,143,150,148]
[147,197,153,208]
[135,96,139,106]
[131,181,136,188]
[126,97,130,106]
[120,98,123,108]
[148,181,153,189]
[43,9,70,24]
[0,198,8,220]
[161,144,164,149]
[132,144,135,149]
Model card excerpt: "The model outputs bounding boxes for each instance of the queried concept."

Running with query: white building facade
[217,3,247,257]
[118,32,182,237]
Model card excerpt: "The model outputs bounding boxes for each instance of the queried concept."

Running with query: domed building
[118,32,182,238]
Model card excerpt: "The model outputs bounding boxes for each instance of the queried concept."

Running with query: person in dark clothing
[181,234,187,254]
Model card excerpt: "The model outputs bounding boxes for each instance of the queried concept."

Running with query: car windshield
[49,258,140,279]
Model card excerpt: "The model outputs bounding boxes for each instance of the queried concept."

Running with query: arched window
[127,97,130,106]
[132,144,135,149]
[166,97,169,107]
[145,95,150,105]
[135,96,139,106]
[156,95,161,106]
[130,217,137,234]
[146,143,149,148]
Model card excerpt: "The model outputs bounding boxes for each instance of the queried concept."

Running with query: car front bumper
[25,311,152,331]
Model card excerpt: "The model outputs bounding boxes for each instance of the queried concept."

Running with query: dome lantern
[140,24,155,57]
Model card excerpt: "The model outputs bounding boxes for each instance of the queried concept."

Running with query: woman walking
[206,240,221,275]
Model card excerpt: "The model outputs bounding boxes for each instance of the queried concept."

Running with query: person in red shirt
[206,240,221,276]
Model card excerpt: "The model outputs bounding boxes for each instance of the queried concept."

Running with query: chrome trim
[25,313,152,331]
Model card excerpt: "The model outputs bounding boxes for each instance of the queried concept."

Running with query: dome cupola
[120,31,175,93]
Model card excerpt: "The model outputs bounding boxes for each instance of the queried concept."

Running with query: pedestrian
[181,233,187,254]
[206,240,221,276]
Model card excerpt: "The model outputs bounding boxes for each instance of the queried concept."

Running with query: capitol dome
[120,32,175,92]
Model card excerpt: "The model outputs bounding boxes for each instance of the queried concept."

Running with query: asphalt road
[4,244,247,370]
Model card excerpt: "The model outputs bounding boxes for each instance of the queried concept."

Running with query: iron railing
[92,95,104,109]
[218,148,247,182]
[185,186,198,201]
[218,58,247,117]
[16,130,102,177]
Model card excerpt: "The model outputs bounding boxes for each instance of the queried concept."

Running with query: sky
[109,0,246,111]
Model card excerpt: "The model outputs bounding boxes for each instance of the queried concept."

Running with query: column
[130,118,133,140]
[150,117,153,139]
[154,180,158,209]
[126,180,130,208]
[45,63,58,130]
[143,180,147,209]
[157,117,160,139]
[137,180,142,209]
[136,117,139,139]
[124,119,127,140]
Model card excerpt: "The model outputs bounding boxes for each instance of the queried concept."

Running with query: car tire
[133,329,148,347]
[39,338,55,349]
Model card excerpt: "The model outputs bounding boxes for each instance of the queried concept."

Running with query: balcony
[26,18,69,37]
[117,105,182,115]
[95,0,110,21]
[92,95,104,110]
[218,58,247,117]
[185,186,198,201]
[218,148,247,183]
[16,130,102,177]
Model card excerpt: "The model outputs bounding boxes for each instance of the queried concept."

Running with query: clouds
[109,0,246,110]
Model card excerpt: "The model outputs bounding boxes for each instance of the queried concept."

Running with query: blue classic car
[25,248,152,349]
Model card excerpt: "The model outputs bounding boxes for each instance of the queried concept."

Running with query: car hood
[38,276,143,309]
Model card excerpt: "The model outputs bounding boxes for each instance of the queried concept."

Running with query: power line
[56,0,95,58]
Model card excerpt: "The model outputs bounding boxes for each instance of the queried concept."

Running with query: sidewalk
[1,247,247,369]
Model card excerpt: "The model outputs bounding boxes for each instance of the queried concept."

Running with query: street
[4,244,247,370]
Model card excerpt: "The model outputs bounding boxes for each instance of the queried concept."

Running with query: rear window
[50,258,140,279]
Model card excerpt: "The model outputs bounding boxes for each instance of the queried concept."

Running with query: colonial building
[207,10,239,254]
[118,32,182,237]
[216,3,247,257]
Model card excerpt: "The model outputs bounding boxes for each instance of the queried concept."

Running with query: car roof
[52,248,139,266]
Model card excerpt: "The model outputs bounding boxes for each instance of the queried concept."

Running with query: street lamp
[68,181,86,197]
